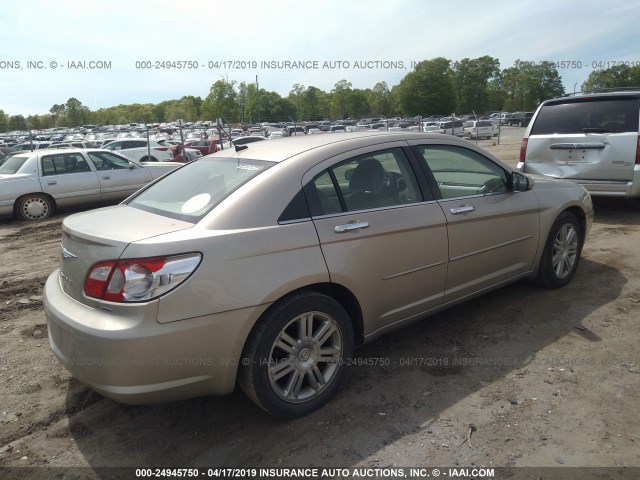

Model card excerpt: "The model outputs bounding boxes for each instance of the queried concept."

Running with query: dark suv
[509,112,534,127]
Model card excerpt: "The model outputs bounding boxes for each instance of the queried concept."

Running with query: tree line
[2,60,639,132]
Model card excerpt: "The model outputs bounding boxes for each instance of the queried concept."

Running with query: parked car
[185,139,218,156]
[517,91,640,198]
[12,141,52,152]
[435,119,464,136]
[268,130,286,139]
[509,111,534,127]
[49,141,93,149]
[499,112,513,125]
[103,139,174,162]
[44,132,593,418]
[463,120,495,139]
[0,148,179,220]
[286,126,306,136]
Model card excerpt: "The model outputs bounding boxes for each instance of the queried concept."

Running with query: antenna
[216,118,248,152]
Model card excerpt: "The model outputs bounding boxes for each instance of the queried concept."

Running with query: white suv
[463,120,496,139]
[517,91,640,198]
[103,139,174,162]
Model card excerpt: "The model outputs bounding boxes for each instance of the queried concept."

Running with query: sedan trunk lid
[59,205,194,306]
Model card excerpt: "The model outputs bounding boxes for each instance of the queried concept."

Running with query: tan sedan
[44,132,593,418]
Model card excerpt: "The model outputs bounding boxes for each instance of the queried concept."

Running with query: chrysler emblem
[61,245,78,259]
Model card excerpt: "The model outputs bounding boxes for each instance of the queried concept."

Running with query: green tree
[397,58,458,116]
[302,86,324,121]
[201,79,238,122]
[369,82,391,116]
[65,97,90,126]
[453,56,500,114]
[501,60,564,111]
[49,104,66,127]
[331,79,353,119]
[9,115,28,131]
[0,109,9,132]
[288,83,305,120]
[582,65,640,92]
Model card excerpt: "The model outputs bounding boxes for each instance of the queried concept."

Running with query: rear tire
[16,194,54,221]
[238,291,354,418]
[535,212,583,288]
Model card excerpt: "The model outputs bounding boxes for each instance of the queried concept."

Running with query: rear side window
[41,153,91,176]
[0,155,29,174]
[128,157,274,222]
[531,99,640,134]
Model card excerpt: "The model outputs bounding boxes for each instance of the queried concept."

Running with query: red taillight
[84,261,117,299]
[84,254,201,302]
[636,136,640,165]
[154,147,168,151]
[519,138,529,163]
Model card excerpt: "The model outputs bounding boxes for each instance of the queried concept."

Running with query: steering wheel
[382,171,399,191]
[482,177,505,193]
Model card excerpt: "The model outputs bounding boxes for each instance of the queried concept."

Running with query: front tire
[536,212,583,288]
[16,194,54,221]
[238,291,354,418]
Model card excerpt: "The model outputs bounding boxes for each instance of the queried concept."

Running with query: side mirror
[512,171,533,191]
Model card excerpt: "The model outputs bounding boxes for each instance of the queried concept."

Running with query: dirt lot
[1,130,639,479]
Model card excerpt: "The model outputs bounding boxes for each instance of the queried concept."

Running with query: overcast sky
[2,0,639,116]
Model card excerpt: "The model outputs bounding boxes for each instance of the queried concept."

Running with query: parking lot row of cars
[6,88,634,225]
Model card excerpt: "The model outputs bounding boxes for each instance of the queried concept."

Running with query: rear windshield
[0,155,29,174]
[128,157,274,222]
[531,99,640,135]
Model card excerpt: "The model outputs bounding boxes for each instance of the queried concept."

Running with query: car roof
[546,91,640,105]
[212,131,466,163]
[22,148,127,157]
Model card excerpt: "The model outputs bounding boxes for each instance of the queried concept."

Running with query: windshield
[128,157,275,222]
[0,155,29,174]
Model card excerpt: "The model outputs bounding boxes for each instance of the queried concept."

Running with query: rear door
[303,142,449,336]
[525,97,639,181]
[38,152,101,207]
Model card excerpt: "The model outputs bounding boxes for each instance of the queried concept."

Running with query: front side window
[310,147,422,214]
[88,151,131,171]
[41,153,92,176]
[128,157,274,222]
[416,145,508,199]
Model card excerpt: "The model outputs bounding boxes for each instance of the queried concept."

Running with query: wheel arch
[243,282,365,351]
[563,205,587,241]
[13,192,57,219]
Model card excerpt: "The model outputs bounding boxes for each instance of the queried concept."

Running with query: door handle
[334,222,369,233]
[102,175,111,180]
[47,181,57,185]
[450,205,475,215]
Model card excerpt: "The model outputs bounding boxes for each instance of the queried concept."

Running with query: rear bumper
[516,163,640,198]
[44,270,269,404]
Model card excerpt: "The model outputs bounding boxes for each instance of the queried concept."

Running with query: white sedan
[0,148,179,220]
